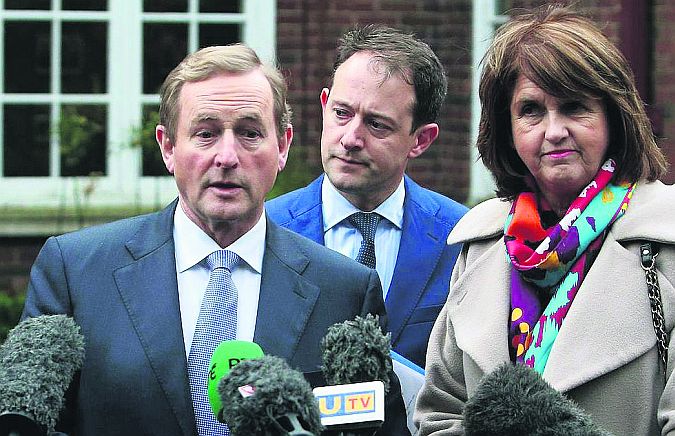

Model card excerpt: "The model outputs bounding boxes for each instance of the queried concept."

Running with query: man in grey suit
[22,44,407,435]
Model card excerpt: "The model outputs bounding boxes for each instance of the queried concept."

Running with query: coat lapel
[386,183,446,345]
[254,220,320,363]
[448,239,512,374]
[113,201,195,436]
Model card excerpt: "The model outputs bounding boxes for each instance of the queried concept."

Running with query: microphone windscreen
[208,340,264,422]
[0,315,85,433]
[218,355,323,435]
[320,314,392,393]
[463,363,611,436]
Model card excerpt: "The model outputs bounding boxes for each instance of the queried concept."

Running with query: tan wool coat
[414,180,675,436]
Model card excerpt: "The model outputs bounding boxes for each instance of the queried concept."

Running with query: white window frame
[468,0,507,205]
[0,0,276,234]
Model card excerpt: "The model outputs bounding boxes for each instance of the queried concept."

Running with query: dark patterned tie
[348,212,381,269]
[188,250,239,436]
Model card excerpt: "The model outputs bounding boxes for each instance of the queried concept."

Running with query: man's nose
[213,131,239,168]
[340,119,366,150]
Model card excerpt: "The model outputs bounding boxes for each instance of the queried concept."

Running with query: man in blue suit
[267,25,468,368]
[22,44,407,435]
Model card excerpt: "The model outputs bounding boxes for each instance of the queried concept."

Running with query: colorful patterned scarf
[504,159,635,373]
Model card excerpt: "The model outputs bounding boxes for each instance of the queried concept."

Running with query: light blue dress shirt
[321,177,404,299]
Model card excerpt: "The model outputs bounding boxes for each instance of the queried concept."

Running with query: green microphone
[207,340,264,422]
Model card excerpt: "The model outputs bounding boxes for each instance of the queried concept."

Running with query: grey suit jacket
[415,180,675,436]
[22,200,408,435]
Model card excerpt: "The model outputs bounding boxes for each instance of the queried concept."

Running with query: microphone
[0,315,85,436]
[207,340,264,422]
[315,314,392,435]
[217,355,323,436]
[463,363,611,436]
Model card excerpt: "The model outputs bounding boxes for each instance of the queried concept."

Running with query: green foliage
[130,109,167,176]
[0,291,26,342]
[58,106,104,170]
[130,109,161,153]
[268,147,320,199]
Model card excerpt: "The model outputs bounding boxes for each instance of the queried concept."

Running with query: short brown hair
[159,44,291,142]
[477,4,667,199]
[333,24,447,133]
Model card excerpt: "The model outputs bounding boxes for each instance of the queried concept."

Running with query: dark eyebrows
[331,98,400,129]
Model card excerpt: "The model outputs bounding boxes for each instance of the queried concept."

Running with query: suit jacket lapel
[283,176,325,245]
[386,181,446,345]
[254,220,320,364]
[113,201,195,436]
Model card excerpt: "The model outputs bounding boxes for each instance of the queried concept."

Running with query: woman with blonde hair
[415,5,675,435]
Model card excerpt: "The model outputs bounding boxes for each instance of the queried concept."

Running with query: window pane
[199,24,240,48]
[63,0,107,11]
[4,105,50,177]
[62,23,108,94]
[5,22,51,93]
[139,106,166,176]
[144,0,187,12]
[200,0,241,13]
[5,0,49,10]
[59,105,107,177]
[143,24,188,94]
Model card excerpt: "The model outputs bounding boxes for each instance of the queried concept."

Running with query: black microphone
[217,355,323,436]
[316,314,392,436]
[0,315,85,436]
[463,362,611,436]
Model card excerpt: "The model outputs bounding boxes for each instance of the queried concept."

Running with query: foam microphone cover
[0,315,85,434]
[320,314,392,393]
[463,363,611,436]
[218,355,323,435]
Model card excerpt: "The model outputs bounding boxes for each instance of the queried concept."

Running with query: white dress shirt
[173,203,265,356]
[321,177,404,299]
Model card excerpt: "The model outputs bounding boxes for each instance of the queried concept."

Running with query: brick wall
[276,0,473,203]
[0,237,45,295]
[276,0,675,205]
[654,0,675,183]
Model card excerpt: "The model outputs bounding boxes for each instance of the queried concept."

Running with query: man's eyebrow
[188,114,220,130]
[331,98,400,127]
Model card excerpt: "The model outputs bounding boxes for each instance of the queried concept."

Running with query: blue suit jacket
[266,175,468,367]
[22,200,408,435]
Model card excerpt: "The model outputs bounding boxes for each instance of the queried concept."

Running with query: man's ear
[320,88,330,112]
[277,124,293,172]
[409,123,439,159]
[156,125,175,174]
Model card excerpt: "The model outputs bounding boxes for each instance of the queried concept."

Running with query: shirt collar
[321,176,405,231]
[173,202,266,274]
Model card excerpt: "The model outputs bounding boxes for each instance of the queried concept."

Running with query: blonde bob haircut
[477,4,667,199]
[159,44,291,143]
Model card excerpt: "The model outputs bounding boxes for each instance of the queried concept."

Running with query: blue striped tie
[188,250,239,436]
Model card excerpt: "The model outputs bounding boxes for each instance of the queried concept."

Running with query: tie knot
[348,212,381,240]
[205,250,239,272]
